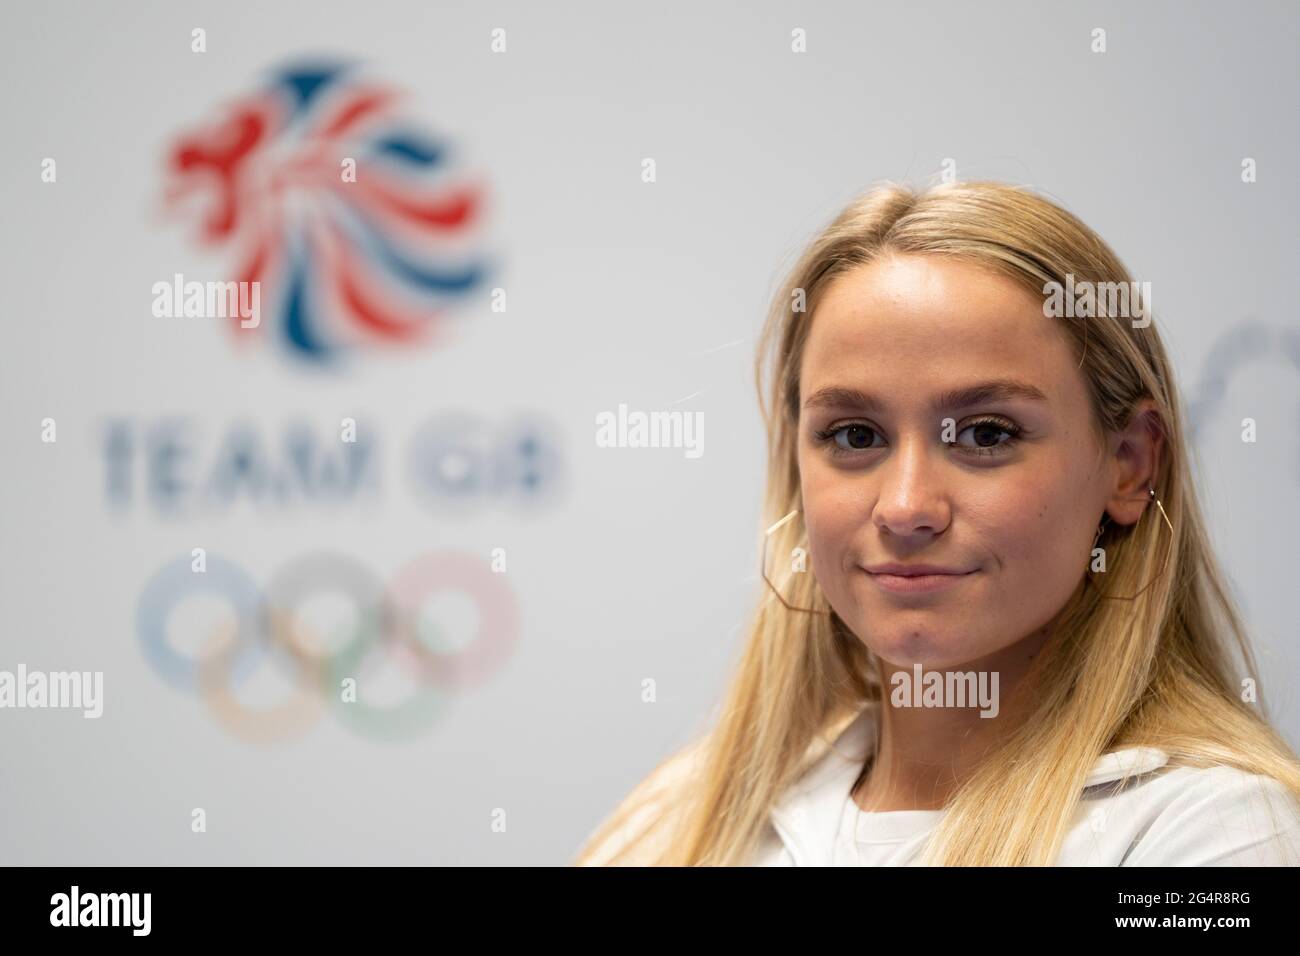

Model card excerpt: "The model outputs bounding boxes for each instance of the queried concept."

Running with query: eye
[952,417,1023,457]
[813,422,885,456]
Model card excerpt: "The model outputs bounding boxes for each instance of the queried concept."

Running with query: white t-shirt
[831,796,937,866]
[747,706,1300,866]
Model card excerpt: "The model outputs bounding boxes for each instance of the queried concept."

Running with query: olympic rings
[388,552,520,688]
[136,554,264,694]
[265,552,389,684]
[197,617,327,746]
[136,549,520,743]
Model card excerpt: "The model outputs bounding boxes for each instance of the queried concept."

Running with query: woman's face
[796,253,1122,671]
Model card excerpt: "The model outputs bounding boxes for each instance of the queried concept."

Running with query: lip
[863,564,978,595]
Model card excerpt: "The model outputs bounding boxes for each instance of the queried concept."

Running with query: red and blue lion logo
[163,59,492,363]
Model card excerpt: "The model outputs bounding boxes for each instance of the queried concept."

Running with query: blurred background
[1,0,1297,864]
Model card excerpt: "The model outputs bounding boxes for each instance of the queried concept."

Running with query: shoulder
[574,739,707,866]
[1116,764,1300,866]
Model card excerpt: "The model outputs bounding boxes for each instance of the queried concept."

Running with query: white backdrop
[1,0,1297,864]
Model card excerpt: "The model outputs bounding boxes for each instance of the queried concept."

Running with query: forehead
[800,254,1079,406]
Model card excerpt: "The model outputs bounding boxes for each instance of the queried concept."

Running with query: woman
[574,180,1300,866]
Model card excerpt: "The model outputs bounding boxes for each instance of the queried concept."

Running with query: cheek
[967,471,1095,583]
[799,465,868,576]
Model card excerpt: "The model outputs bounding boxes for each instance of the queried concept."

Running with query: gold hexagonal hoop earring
[1087,484,1175,602]
[761,509,832,616]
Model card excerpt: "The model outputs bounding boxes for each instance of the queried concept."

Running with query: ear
[1104,398,1166,527]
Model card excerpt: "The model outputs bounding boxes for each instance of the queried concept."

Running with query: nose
[871,435,952,539]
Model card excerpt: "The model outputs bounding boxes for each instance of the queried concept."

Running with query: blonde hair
[574,180,1300,866]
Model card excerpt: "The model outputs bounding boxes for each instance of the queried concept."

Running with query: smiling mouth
[863,568,978,594]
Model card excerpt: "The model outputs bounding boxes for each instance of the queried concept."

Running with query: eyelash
[812,416,1025,460]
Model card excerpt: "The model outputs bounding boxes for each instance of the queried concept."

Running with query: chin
[856,621,983,670]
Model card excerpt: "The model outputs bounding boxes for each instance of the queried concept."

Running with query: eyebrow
[801,379,1050,414]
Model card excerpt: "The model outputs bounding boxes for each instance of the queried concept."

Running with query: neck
[852,623,1055,812]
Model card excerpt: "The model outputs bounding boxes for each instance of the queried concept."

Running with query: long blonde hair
[574,180,1300,866]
